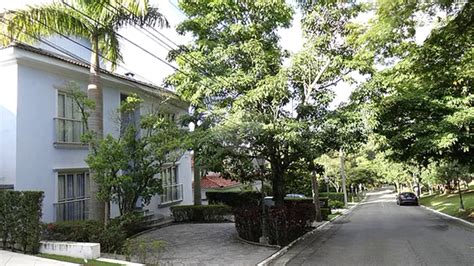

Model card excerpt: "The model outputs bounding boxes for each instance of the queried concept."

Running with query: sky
[0,0,433,108]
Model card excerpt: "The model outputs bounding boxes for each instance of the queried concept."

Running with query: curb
[235,235,281,249]
[257,196,366,266]
[419,205,474,229]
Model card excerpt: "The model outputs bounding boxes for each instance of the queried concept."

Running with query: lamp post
[256,157,269,245]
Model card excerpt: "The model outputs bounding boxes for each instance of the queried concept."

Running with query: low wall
[39,241,100,259]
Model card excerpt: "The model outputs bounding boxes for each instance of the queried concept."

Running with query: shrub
[234,199,320,246]
[170,205,232,222]
[233,207,262,243]
[109,212,146,237]
[43,220,126,253]
[206,191,261,207]
[321,208,331,220]
[319,192,344,202]
[329,200,345,209]
[123,238,166,264]
[0,191,44,253]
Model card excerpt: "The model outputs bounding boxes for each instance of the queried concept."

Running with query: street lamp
[256,157,269,245]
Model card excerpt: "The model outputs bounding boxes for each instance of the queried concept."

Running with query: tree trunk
[271,159,285,207]
[457,179,465,211]
[88,35,105,223]
[339,148,348,208]
[311,173,322,222]
[193,155,202,206]
[395,180,400,194]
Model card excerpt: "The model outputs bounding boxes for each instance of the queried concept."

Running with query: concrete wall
[0,50,18,187]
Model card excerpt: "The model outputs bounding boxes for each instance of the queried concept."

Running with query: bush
[321,207,331,220]
[206,191,262,207]
[329,200,345,209]
[109,212,146,237]
[234,199,319,246]
[0,191,44,253]
[170,205,232,222]
[233,207,262,243]
[43,220,126,253]
[319,192,344,202]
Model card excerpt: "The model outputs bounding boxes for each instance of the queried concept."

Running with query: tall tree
[1,0,167,221]
[360,1,473,169]
[166,0,294,206]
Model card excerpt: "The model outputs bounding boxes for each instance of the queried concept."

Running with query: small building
[0,39,193,222]
[198,172,242,202]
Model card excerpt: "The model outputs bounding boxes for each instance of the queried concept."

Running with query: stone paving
[135,222,278,266]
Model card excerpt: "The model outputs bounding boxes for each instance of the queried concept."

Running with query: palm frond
[1,3,91,46]
[99,28,123,71]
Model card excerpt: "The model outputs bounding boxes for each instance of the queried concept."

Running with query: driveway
[135,222,277,265]
[272,188,474,266]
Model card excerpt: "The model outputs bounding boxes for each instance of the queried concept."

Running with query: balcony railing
[54,198,89,222]
[160,183,183,205]
[54,117,85,144]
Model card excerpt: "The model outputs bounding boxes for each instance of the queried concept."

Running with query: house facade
[0,40,193,222]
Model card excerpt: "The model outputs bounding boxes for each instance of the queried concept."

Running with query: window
[160,166,183,205]
[56,92,84,143]
[120,93,140,135]
[55,171,90,221]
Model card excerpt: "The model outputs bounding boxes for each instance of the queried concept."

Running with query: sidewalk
[0,250,79,266]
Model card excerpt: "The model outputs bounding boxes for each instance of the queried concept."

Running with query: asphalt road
[272,188,474,266]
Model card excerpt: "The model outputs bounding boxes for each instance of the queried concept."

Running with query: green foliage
[0,191,43,254]
[84,94,188,216]
[206,191,262,208]
[328,200,345,209]
[357,1,473,169]
[1,0,167,70]
[319,192,345,203]
[170,205,232,222]
[123,238,166,264]
[43,220,126,253]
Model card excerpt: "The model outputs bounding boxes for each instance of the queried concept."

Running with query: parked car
[396,192,419,206]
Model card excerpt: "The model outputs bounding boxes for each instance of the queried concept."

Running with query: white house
[0,39,193,222]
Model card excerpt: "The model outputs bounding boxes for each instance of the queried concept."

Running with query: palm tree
[1,0,167,222]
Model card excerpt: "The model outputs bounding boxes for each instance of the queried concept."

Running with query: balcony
[54,117,85,144]
[160,183,183,206]
[54,198,89,222]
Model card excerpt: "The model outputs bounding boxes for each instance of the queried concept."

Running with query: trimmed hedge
[206,191,262,207]
[43,220,126,253]
[170,205,232,222]
[0,191,44,253]
[234,199,332,246]
[319,192,344,202]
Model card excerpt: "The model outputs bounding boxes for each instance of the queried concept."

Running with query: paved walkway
[0,250,78,266]
[135,223,277,265]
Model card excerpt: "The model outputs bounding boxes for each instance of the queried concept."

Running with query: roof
[2,42,183,104]
[200,173,241,189]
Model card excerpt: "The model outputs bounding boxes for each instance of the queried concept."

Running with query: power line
[102,0,232,88]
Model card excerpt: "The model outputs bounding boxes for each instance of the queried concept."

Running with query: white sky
[0,0,434,107]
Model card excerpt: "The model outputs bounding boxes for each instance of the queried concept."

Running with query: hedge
[234,199,331,246]
[319,192,344,202]
[206,191,261,207]
[170,205,232,222]
[0,191,44,253]
[43,220,126,253]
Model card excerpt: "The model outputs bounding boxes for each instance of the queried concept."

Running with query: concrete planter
[39,241,100,259]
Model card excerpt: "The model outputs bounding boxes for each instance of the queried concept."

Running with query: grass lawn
[37,254,121,266]
[419,184,474,223]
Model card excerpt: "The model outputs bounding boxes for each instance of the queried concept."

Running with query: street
[272,188,474,266]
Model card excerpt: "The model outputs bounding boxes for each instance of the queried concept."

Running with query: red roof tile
[200,174,240,189]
